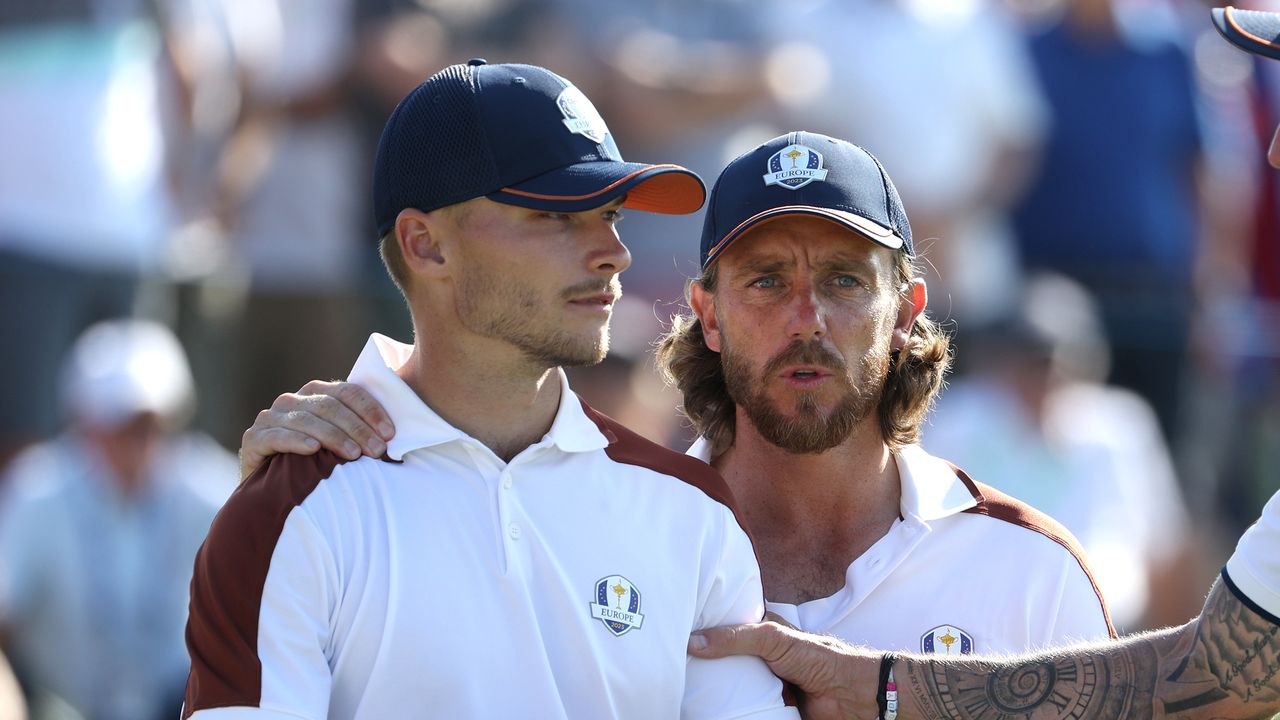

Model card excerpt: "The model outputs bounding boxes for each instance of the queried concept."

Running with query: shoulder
[577,399,739,515]
[0,440,73,500]
[954,466,1117,637]
[201,450,359,559]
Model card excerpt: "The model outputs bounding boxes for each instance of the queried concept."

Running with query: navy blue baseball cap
[1213,6,1280,60]
[699,131,913,269]
[373,59,706,238]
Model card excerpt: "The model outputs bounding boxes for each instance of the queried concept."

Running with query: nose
[786,283,827,340]
[588,221,632,276]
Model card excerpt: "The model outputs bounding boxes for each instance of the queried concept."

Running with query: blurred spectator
[0,1,179,469]
[761,0,1048,326]
[1193,0,1280,533]
[210,0,376,446]
[0,320,235,720]
[1011,0,1206,447]
[925,274,1208,631]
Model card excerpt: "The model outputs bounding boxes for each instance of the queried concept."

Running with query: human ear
[689,281,722,353]
[396,208,448,279]
[891,278,927,351]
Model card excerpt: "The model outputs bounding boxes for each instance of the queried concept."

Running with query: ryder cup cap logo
[763,144,829,190]
[557,86,609,143]
[921,625,974,655]
[590,575,645,636]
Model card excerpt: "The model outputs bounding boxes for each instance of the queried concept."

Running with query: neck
[712,410,903,604]
[397,332,563,462]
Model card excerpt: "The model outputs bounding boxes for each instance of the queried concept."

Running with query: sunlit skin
[392,195,630,460]
[694,217,904,434]
[688,216,927,605]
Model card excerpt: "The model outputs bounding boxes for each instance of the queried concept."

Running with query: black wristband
[876,652,898,719]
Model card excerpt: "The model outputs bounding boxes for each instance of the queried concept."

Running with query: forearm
[892,634,1165,719]
[892,580,1280,720]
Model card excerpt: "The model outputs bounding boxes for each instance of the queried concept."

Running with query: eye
[602,209,625,223]
[539,212,570,221]
[751,276,779,289]
[833,275,858,289]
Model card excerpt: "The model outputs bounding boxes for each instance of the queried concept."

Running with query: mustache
[561,278,622,301]
[761,340,848,377]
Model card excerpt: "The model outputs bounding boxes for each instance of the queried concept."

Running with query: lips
[571,293,616,305]
[780,365,832,380]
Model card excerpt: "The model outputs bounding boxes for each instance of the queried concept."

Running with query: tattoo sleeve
[899,580,1280,720]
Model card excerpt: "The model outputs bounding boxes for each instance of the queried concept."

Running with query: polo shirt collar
[349,334,609,460]
[895,444,980,522]
[683,437,979,522]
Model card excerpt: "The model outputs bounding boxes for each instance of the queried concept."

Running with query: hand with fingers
[688,613,878,720]
[239,380,396,481]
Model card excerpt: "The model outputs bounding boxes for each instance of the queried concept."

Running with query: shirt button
[508,522,522,540]
[502,475,512,490]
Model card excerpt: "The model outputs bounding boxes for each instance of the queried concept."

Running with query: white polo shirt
[1224,490,1280,625]
[688,440,1115,655]
[184,334,796,720]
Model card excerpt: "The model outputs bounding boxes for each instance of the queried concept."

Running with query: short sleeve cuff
[1221,562,1280,627]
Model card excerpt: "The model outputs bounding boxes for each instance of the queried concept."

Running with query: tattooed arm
[689,578,1280,719]
[898,579,1278,719]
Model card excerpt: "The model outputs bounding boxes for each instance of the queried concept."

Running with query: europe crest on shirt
[921,625,974,655]
[590,575,645,636]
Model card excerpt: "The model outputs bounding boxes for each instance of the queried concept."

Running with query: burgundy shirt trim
[951,464,1118,639]
[577,399,766,580]
[182,450,348,717]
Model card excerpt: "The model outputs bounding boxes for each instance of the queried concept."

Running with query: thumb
[688,621,775,660]
[688,620,801,665]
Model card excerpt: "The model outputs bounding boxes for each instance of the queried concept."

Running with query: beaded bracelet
[876,652,899,720]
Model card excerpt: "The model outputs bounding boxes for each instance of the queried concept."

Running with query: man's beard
[456,263,614,368]
[722,336,890,454]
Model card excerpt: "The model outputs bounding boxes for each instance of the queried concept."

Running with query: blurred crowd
[0,0,1278,717]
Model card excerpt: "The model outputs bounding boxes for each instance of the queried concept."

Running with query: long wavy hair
[655,251,951,455]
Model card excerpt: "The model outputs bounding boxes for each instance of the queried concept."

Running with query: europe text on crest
[557,86,609,143]
[762,144,829,190]
[921,625,974,655]
[590,575,645,636]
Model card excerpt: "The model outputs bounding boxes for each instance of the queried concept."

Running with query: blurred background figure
[0,0,179,469]
[760,0,1048,326]
[211,0,369,446]
[1178,0,1280,536]
[1009,0,1207,452]
[925,274,1209,632]
[0,320,235,720]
